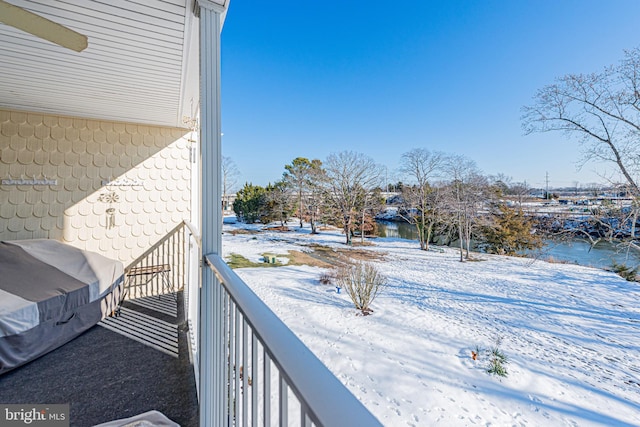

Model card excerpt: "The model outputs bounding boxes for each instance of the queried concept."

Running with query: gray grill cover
[0,240,124,374]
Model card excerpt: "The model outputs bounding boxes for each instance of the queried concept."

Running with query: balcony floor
[0,291,198,427]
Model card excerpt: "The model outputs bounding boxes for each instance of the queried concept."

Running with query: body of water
[376,221,640,269]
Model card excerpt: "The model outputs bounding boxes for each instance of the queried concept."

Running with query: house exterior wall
[0,109,191,266]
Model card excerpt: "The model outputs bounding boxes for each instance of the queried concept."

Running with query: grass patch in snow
[226,253,284,268]
[226,253,264,269]
[305,243,386,265]
[225,228,262,236]
[227,251,333,269]
[226,241,385,270]
[286,250,333,268]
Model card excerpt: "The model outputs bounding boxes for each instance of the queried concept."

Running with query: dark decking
[0,291,198,427]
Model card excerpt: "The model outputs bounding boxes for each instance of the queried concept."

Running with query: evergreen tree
[482,204,543,255]
[283,157,322,228]
[233,183,266,223]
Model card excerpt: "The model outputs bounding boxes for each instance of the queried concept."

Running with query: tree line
[230,150,543,261]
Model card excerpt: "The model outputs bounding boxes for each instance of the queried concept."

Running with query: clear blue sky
[220,1,640,190]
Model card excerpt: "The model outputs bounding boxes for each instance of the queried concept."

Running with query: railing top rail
[205,254,383,427]
[183,220,202,249]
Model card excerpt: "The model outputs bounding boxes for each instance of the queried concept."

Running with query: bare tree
[322,151,382,245]
[356,186,384,243]
[506,181,531,207]
[399,148,446,250]
[443,156,487,261]
[522,47,640,196]
[222,156,240,213]
[264,180,293,226]
[572,180,580,197]
[488,173,512,198]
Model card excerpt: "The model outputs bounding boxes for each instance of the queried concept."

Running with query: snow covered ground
[222,220,640,426]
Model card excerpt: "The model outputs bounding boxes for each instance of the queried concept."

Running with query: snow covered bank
[222,222,640,426]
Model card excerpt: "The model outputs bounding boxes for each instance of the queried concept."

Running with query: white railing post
[185,225,201,391]
[197,1,225,426]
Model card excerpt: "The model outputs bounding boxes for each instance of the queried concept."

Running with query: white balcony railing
[181,220,381,426]
[203,255,382,426]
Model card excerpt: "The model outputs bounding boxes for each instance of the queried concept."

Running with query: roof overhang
[0,0,228,128]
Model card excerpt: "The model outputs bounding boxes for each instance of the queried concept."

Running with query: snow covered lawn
[222,221,640,426]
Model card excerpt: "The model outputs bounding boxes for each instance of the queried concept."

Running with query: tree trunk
[458,219,464,262]
[298,190,303,228]
[311,207,319,234]
[424,222,433,251]
[420,206,428,251]
[465,226,471,259]
[310,211,318,234]
[416,222,426,250]
[631,201,638,240]
[344,214,352,245]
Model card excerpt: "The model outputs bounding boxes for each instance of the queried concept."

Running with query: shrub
[319,271,333,285]
[482,204,543,256]
[612,261,639,282]
[487,337,508,377]
[336,262,386,315]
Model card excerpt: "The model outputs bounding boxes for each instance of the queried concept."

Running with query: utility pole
[545,171,550,199]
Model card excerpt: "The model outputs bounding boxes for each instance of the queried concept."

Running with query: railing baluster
[251,332,258,427]
[279,373,288,427]
[211,280,219,426]
[242,318,249,425]
[301,410,311,427]
[263,352,270,427]
[171,230,176,290]
[153,249,157,296]
[215,278,229,425]
[175,228,179,290]
[179,226,183,290]
[151,250,155,296]
[143,253,147,298]
[234,308,241,426]
[229,300,236,425]
[223,292,230,426]
[150,248,154,296]
[168,232,172,291]
[161,237,165,295]
[159,245,162,295]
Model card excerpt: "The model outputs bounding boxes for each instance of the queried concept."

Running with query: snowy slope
[222,221,640,427]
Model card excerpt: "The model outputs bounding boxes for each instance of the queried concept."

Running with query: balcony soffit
[0,0,227,129]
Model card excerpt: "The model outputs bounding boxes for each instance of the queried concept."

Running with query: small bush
[612,261,639,282]
[335,262,386,315]
[487,337,508,377]
[546,256,571,265]
[319,271,334,285]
